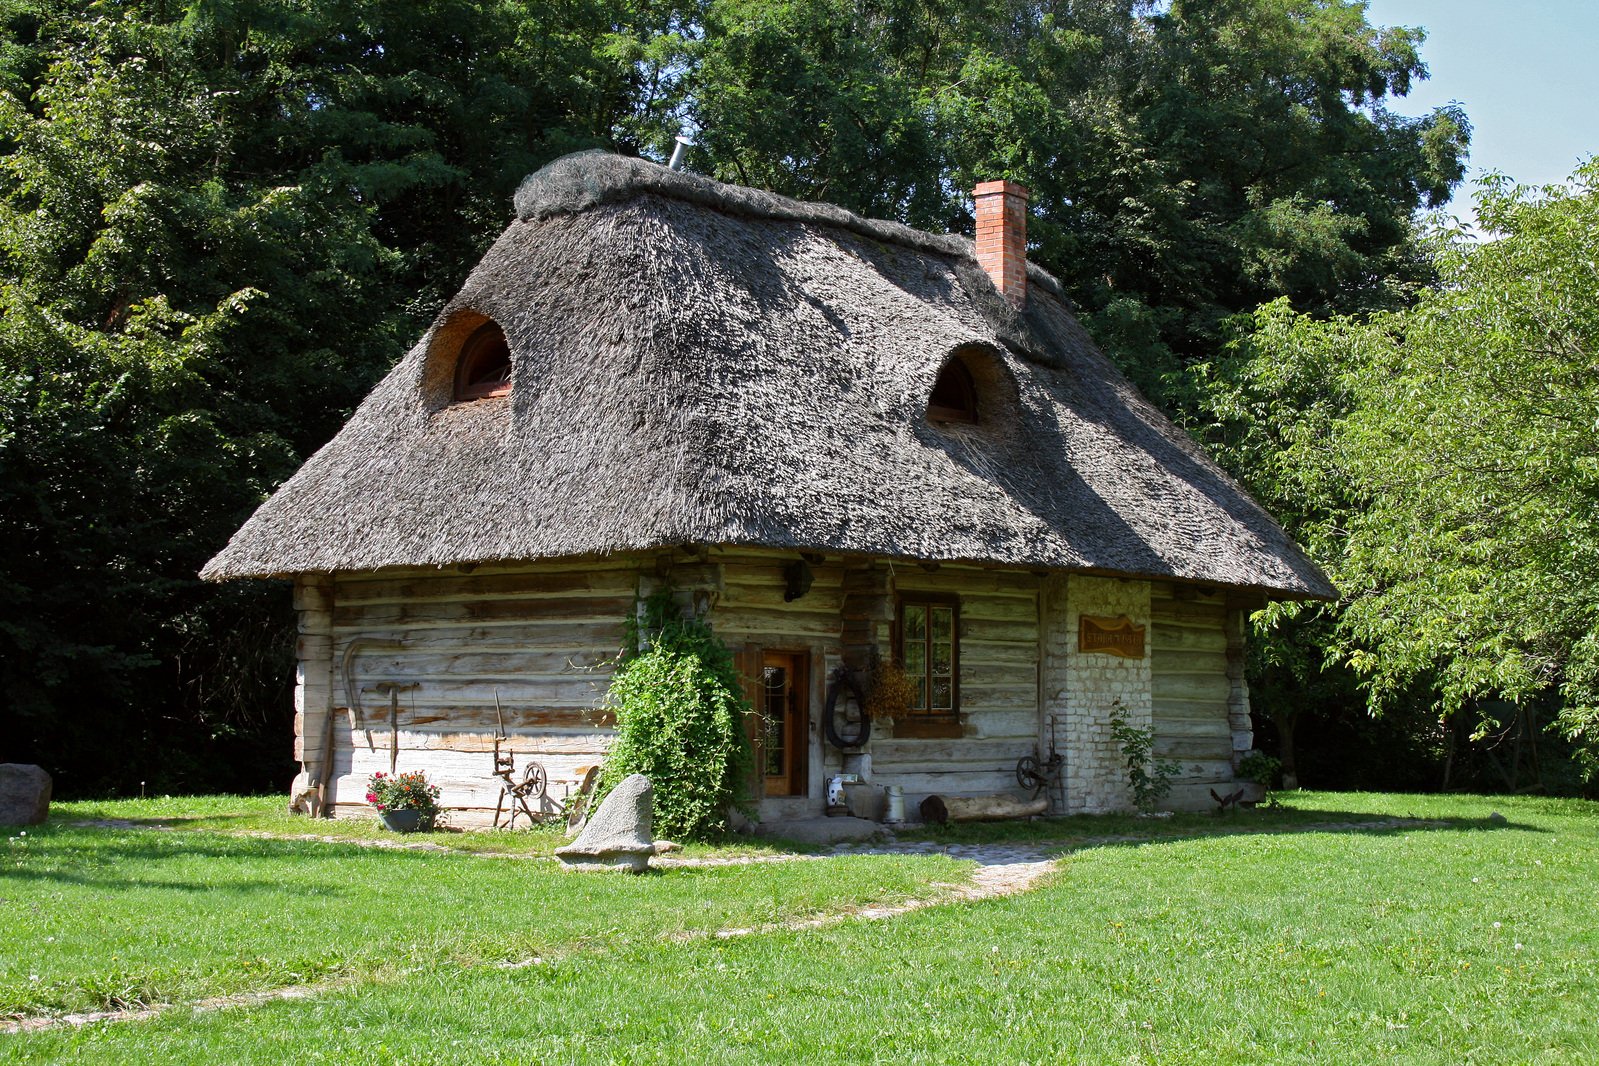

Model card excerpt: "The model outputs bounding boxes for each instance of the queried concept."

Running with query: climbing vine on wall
[595,588,754,839]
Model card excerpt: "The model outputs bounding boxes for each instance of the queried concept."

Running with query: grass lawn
[3,791,1595,1063]
[1,801,962,1020]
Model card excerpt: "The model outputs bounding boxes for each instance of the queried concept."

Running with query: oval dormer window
[927,357,978,424]
[453,321,512,400]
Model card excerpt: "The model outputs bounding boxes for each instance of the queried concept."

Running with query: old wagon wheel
[1016,753,1045,795]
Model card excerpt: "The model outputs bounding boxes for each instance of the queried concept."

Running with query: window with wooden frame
[453,321,513,400]
[894,594,961,738]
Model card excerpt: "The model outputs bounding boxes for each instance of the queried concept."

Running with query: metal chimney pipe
[668,136,693,171]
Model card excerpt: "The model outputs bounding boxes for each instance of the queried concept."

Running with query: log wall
[871,565,1042,803]
[288,548,1247,824]
[711,551,844,819]
[289,575,335,809]
[1150,584,1243,809]
[320,557,634,823]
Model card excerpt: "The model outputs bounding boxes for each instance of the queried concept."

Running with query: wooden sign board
[1079,615,1146,659]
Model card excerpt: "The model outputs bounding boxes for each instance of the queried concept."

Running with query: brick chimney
[974,180,1030,309]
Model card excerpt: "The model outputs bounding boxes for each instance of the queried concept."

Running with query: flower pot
[379,809,423,833]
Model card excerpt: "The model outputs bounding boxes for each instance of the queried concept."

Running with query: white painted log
[1152,649,1229,674]
[336,623,626,651]
[344,649,615,677]
[720,582,847,612]
[1147,601,1227,626]
[893,568,1042,595]
[958,662,1039,686]
[707,607,842,638]
[952,598,1039,624]
[334,595,633,629]
[1151,584,1226,606]
[958,689,1037,716]
[871,770,1018,796]
[869,738,1023,762]
[961,619,1037,643]
[1154,734,1233,760]
[1152,697,1230,722]
[1148,717,1231,739]
[292,575,335,777]
[964,708,1043,740]
[1152,674,1230,701]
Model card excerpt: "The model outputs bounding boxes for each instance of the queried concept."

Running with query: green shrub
[594,589,754,839]
[1109,704,1182,813]
[1236,750,1282,788]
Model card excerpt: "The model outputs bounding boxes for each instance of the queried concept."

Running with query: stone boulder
[0,764,52,826]
[555,773,654,873]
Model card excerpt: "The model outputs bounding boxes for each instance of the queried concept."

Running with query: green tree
[685,0,1467,401]
[0,0,680,792]
[1199,162,1599,784]
[597,591,754,839]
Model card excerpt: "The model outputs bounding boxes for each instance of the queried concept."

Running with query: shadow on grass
[58,813,263,829]
[1,830,465,892]
[886,809,1539,861]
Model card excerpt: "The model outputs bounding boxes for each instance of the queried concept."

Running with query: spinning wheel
[490,696,548,830]
[492,752,548,830]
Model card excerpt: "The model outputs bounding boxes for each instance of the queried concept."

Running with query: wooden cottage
[202,151,1334,825]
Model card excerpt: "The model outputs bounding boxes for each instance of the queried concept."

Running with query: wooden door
[759,651,809,797]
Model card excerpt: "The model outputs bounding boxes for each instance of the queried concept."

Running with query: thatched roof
[202,151,1334,600]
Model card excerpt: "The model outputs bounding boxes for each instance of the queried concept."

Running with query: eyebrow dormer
[453,320,512,401]
[928,355,979,424]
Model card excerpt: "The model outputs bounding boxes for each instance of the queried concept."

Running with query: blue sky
[1361,0,1598,217]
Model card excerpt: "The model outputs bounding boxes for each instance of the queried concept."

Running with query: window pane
[930,606,952,640]
[932,677,952,710]
[932,641,952,675]
[904,642,925,680]
[763,667,787,776]
[904,605,926,642]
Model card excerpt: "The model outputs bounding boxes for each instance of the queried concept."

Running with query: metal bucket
[883,784,906,824]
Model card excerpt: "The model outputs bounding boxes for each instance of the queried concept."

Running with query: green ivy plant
[593,587,754,840]
[1109,703,1182,813]
[1237,750,1284,808]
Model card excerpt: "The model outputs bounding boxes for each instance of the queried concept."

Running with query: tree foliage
[686,0,1468,399]
[0,0,1468,795]
[1198,163,1599,781]
[0,0,668,791]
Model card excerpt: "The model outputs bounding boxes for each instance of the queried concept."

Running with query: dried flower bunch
[866,659,916,720]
